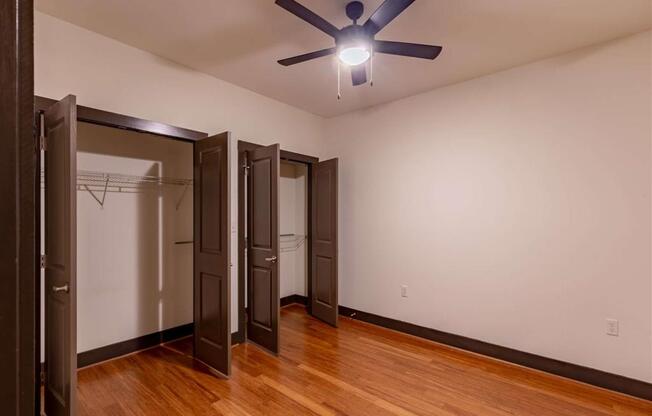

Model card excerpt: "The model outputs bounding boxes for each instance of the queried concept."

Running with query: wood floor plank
[75,305,652,416]
[259,374,336,416]
[298,364,420,416]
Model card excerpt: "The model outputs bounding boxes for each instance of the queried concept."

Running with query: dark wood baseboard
[338,305,652,402]
[77,323,195,368]
[73,303,651,400]
[232,330,245,345]
[40,324,243,377]
[281,294,308,307]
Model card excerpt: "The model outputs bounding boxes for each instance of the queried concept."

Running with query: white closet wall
[76,123,193,353]
[279,162,308,298]
[41,122,193,359]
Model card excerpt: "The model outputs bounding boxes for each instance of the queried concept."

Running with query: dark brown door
[310,158,338,327]
[246,144,280,353]
[44,95,77,416]
[193,132,231,376]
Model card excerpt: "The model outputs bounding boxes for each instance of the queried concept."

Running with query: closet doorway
[238,141,339,355]
[37,95,231,416]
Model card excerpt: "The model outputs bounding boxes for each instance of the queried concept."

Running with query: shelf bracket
[83,175,109,208]
[176,183,190,211]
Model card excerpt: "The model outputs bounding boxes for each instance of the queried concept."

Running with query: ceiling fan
[275,0,442,88]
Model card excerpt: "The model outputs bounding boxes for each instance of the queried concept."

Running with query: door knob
[265,256,278,263]
[52,284,69,293]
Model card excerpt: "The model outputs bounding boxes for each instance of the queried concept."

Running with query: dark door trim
[237,140,317,343]
[35,96,207,142]
[1,0,37,414]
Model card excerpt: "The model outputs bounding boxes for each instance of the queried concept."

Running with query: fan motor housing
[336,24,370,49]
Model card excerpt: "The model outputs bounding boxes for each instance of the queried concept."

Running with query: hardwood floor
[76,304,652,415]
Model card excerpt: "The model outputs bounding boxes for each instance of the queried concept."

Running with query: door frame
[1,0,36,413]
[237,140,319,342]
[34,96,214,409]
[35,97,206,142]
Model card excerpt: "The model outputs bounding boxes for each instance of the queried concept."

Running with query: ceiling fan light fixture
[275,0,442,89]
[338,46,370,66]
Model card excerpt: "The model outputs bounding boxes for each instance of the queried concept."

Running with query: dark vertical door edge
[193,132,231,377]
[310,158,339,327]
[44,95,78,416]
[0,0,36,413]
[306,163,313,316]
[246,144,281,354]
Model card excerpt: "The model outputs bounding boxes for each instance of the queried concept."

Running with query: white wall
[35,12,325,333]
[76,123,193,352]
[294,164,308,296]
[324,31,652,382]
[280,162,297,298]
[279,162,308,298]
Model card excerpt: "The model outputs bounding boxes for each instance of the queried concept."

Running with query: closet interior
[40,120,194,367]
[279,161,309,302]
[241,141,338,355]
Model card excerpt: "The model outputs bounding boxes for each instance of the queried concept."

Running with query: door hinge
[39,134,47,152]
[38,112,46,151]
[242,164,250,174]
[40,254,47,269]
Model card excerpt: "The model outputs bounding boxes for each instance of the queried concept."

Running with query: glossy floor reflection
[77,304,652,415]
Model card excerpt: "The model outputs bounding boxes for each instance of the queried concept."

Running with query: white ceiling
[36,0,651,117]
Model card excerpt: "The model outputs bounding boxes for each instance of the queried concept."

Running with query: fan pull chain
[370,44,374,87]
[337,60,342,100]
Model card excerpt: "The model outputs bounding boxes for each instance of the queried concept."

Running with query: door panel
[194,132,230,376]
[310,158,338,327]
[251,267,272,327]
[247,144,280,353]
[315,255,334,305]
[44,95,77,416]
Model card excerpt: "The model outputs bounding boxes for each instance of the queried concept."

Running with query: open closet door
[246,144,280,353]
[193,132,231,377]
[44,95,77,416]
[310,158,339,327]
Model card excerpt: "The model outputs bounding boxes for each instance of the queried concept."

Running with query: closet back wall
[40,123,193,359]
[280,163,308,298]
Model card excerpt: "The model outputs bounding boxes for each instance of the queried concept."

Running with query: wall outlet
[401,285,408,298]
[606,319,619,336]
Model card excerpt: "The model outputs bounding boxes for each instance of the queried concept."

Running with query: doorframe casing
[1,0,36,413]
[34,97,206,143]
[236,140,318,343]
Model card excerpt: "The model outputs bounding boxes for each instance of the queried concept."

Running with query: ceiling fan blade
[278,47,337,66]
[374,40,442,60]
[363,0,415,36]
[351,64,367,86]
[275,0,340,38]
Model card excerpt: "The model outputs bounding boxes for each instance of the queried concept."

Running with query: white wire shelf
[41,170,193,208]
[280,234,307,253]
